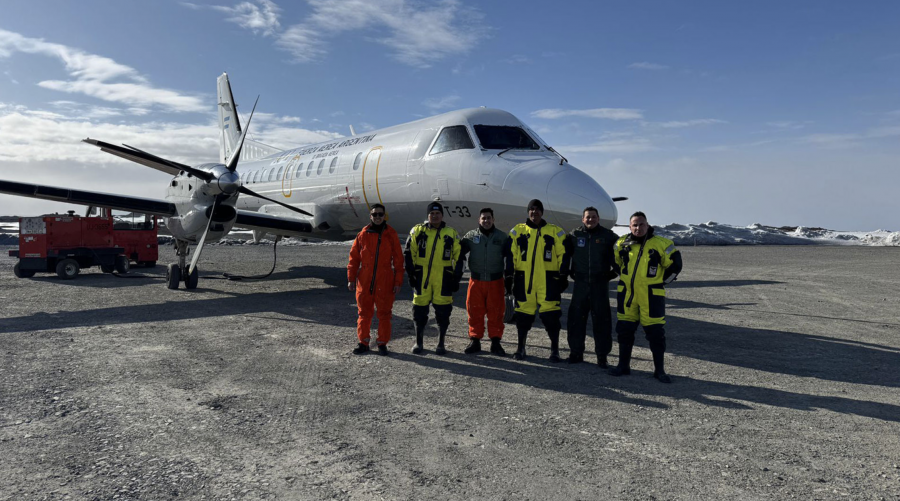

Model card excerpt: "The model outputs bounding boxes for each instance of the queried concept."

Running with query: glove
[450,274,462,293]
[558,276,569,293]
[504,275,514,296]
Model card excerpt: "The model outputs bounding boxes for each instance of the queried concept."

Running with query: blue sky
[1,0,898,230]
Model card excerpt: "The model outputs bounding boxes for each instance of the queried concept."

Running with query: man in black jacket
[562,206,619,367]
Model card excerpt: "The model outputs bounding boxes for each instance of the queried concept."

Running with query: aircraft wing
[235,210,313,237]
[0,179,177,217]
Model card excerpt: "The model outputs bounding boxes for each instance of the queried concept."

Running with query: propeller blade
[239,185,314,217]
[188,198,219,275]
[226,96,260,172]
[121,144,214,182]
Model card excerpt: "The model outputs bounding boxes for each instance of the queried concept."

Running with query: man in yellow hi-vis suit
[404,202,462,355]
[609,211,683,383]
[506,199,571,361]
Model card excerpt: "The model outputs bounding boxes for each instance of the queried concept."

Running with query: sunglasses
[370,212,385,217]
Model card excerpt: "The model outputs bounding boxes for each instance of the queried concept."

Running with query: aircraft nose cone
[545,168,618,229]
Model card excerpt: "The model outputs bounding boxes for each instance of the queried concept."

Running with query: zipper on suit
[369,228,384,294]
[527,226,542,294]
[423,227,441,289]
[626,237,647,308]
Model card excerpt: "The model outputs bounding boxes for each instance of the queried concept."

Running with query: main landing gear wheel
[184,266,199,290]
[14,263,35,278]
[114,256,130,274]
[166,263,181,290]
[56,259,80,280]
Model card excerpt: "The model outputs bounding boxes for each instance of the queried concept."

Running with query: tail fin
[217,73,242,163]
[216,73,284,163]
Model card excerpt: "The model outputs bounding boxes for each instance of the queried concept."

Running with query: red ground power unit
[9,211,158,280]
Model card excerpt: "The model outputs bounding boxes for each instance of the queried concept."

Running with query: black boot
[596,355,608,369]
[489,337,506,356]
[464,338,481,354]
[352,343,369,355]
[651,349,671,383]
[548,332,561,363]
[435,329,447,355]
[567,353,583,364]
[608,343,633,376]
[513,331,527,360]
[377,344,389,356]
[411,324,425,354]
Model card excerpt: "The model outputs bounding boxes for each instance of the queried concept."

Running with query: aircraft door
[361,147,383,211]
[282,154,301,197]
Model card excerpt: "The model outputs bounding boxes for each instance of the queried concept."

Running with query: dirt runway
[1,244,899,500]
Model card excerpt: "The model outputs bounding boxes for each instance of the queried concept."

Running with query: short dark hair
[630,211,647,221]
[479,208,494,216]
[370,203,385,213]
[583,206,599,217]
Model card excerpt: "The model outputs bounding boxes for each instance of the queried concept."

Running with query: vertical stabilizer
[217,73,242,163]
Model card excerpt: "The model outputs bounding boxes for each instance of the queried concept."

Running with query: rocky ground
[1,244,899,500]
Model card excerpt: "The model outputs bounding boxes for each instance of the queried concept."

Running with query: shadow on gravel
[390,350,669,409]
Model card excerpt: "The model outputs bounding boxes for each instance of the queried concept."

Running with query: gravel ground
[1,244,899,500]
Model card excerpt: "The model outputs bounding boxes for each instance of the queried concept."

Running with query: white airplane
[0,73,621,290]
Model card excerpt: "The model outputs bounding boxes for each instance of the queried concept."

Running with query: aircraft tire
[185,266,199,290]
[166,263,181,290]
[114,256,130,274]
[14,263,35,278]
[56,259,80,280]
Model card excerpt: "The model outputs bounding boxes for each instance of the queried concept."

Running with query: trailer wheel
[185,266,199,290]
[14,263,35,278]
[114,256,130,274]
[100,264,114,273]
[166,263,181,290]
[56,259,80,280]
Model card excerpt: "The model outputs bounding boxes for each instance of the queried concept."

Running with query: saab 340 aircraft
[0,73,620,290]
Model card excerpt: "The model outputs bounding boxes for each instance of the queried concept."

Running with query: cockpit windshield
[474,125,540,150]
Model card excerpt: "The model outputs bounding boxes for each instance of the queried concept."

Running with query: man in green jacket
[459,208,510,356]
[562,206,619,367]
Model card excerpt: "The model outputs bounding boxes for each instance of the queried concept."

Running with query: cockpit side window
[474,125,540,150]
[430,125,475,155]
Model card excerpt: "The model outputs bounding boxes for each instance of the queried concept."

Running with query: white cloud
[422,95,461,110]
[506,54,531,64]
[531,108,644,120]
[647,118,727,128]
[0,28,205,112]
[628,62,670,70]
[200,0,488,67]
[562,137,656,154]
[766,120,813,130]
[211,0,282,36]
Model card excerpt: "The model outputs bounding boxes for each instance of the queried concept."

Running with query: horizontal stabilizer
[235,210,313,237]
[0,179,178,217]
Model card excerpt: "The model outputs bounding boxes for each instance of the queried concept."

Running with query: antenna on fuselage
[349,125,356,136]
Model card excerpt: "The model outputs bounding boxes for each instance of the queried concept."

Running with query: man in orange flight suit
[347,204,405,355]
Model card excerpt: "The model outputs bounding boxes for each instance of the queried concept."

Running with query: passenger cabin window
[329,156,338,173]
[294,163,303,179]
[317,159,325,175]
[430,125,475,155]
[473,125,540,150]
[252,171,260,183]
[261,169,269,181]
[276,166,285,180]
[306,160,314,177]
[269,169,278,182]
[352,152,362,170]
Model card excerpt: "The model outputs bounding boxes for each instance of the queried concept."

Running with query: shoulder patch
[665,244,676,255]
[510,229,517,236]
[556,230,565,238]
